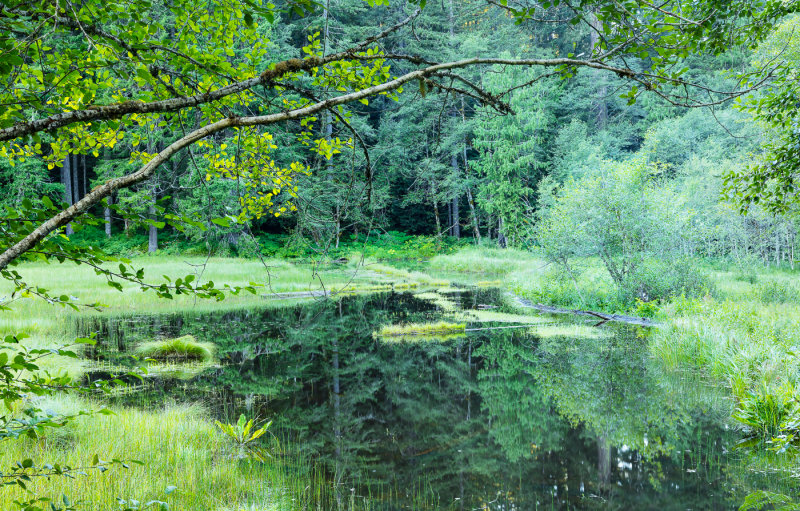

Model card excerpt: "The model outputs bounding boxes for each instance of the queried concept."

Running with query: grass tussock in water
[134,335,216,363]
[527,323,612,339]
[373,321,466,341]
[458,309,548,324]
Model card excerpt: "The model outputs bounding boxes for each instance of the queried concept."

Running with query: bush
[618,258,713,305]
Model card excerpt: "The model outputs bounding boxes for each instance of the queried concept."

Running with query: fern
[739,491,800,511]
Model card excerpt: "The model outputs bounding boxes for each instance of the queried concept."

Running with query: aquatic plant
[373,321,466,340]
[739,490,800,511]
[732,383,800,441]
[215,414,273,462]
[134,335,216,363]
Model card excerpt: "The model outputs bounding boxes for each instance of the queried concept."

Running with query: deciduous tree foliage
[1,0,796,274]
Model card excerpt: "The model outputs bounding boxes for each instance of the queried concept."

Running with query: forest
[3,0,800,509]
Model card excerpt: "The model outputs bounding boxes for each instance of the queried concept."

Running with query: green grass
[135,335,216,363]
[428,247,543,275]
[373,321,466,341]
[0,397,312,510]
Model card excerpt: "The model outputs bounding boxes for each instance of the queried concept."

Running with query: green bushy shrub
[618,259,713,305]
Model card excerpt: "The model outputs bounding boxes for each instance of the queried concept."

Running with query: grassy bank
[651,268,800,440]
[0,397,305,510]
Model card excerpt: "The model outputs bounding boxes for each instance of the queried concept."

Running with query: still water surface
[77,289,780,510]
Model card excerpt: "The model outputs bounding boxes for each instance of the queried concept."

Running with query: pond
[76,289,784,510]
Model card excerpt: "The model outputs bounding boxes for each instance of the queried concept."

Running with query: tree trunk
[452,197,460,238]
[104,194,113,237]
[81,154,87,199]
[465,187,481,243]
[450,155,460,238]
[71,155,80,205]
[62,155,74,236]
[497,218,507,248]
[433,201,442,239]
[447,197,453,236]
[148,202,158,253]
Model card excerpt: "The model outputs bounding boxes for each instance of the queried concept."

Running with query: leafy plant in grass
[756,280,799,304]
[733,383,800,450]
[215,415,273,462]
[134,336,215,363]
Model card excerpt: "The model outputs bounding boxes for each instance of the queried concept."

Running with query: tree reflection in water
[78,290,796,510]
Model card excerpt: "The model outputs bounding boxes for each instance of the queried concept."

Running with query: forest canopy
[1,0,799,278]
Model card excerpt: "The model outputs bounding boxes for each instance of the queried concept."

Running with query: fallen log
[509,294,659,327]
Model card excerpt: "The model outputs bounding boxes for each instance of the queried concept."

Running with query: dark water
[76,290,784,510]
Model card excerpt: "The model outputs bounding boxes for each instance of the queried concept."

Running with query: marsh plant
[733,383,800,451]
[215,414,274,462]
[134,335,216,363]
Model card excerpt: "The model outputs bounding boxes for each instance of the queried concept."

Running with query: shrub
[617,258,713,305]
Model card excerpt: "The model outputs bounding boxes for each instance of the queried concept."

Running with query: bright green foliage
[733,383,800,442]
[739,490,800,511]
[134,335,216,363]
[729,15,800,214]
[536,156,715,306]
[214,414,273,462]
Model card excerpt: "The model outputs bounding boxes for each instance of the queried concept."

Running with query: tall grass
[0,397,310,510]
[651,264,800,440]
[428,247,544,275]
